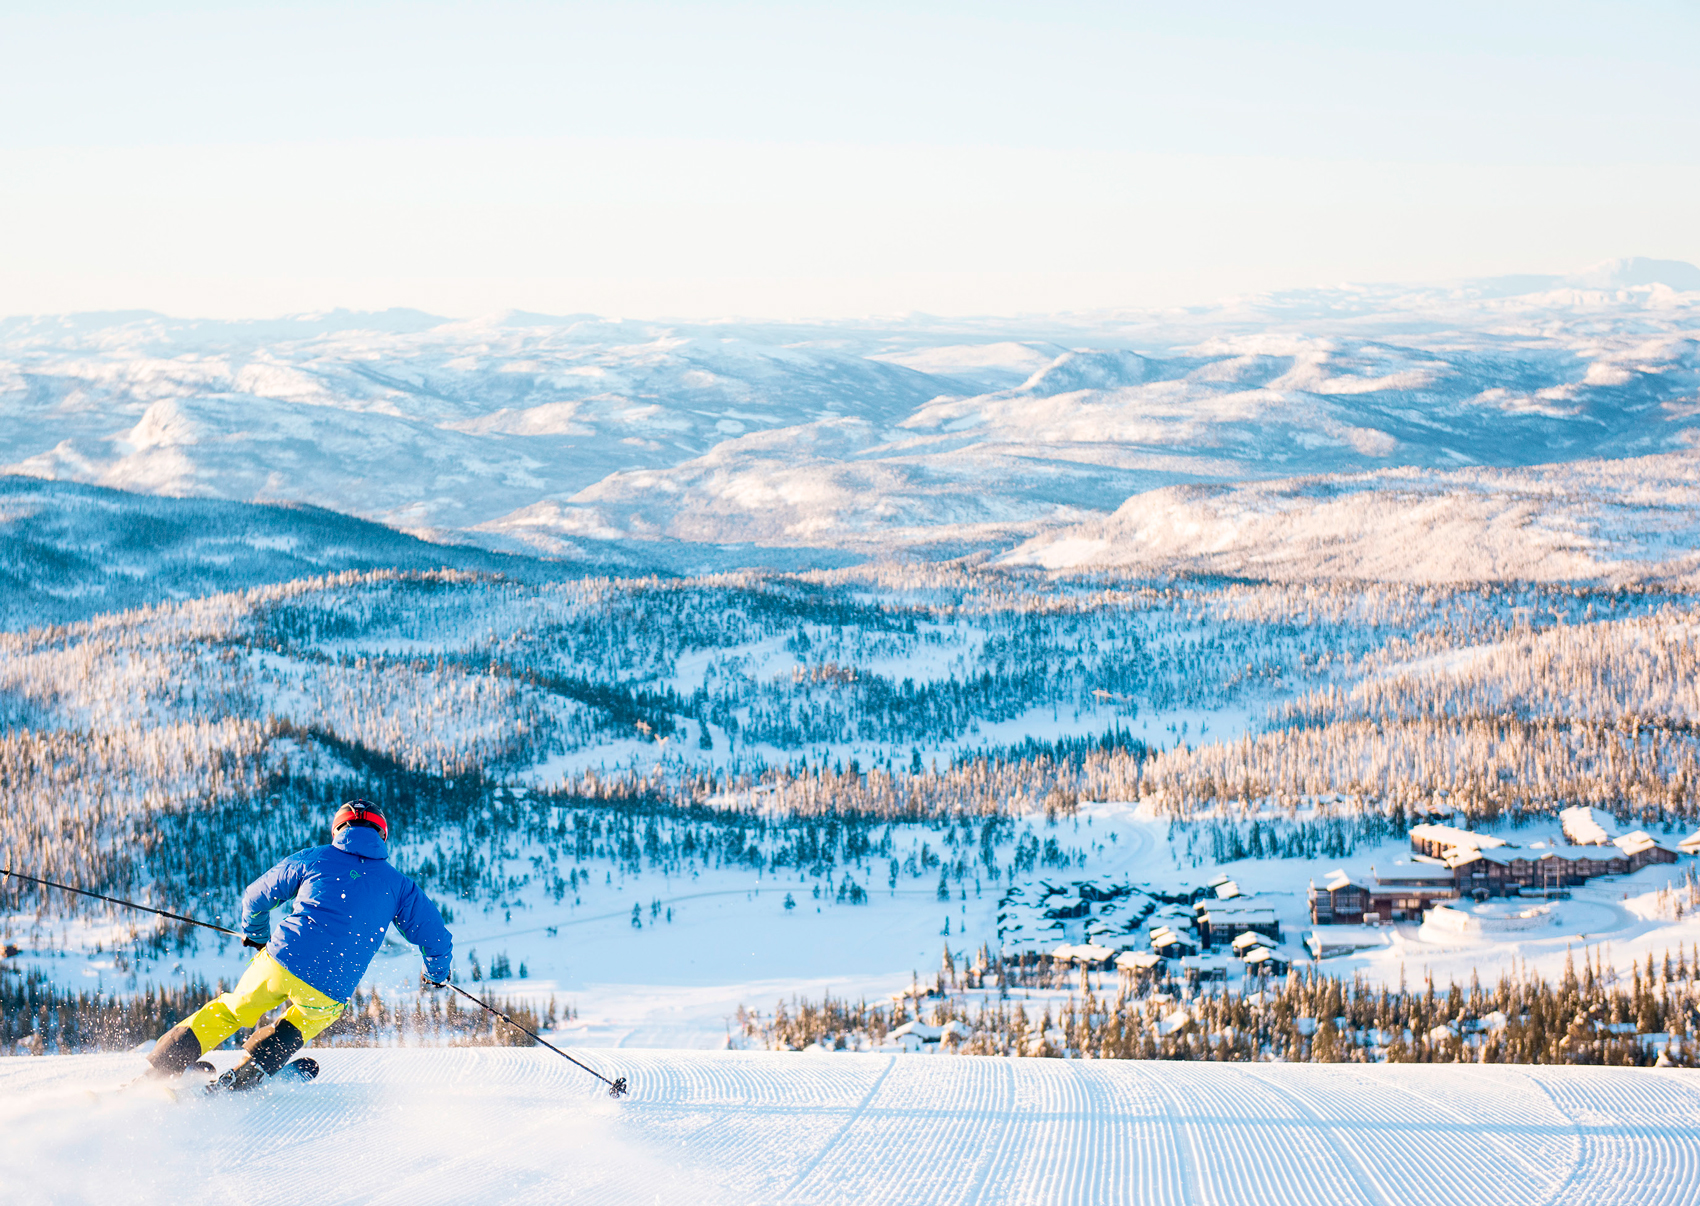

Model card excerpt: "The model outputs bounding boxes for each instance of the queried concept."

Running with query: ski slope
[6,1048,1699,1205]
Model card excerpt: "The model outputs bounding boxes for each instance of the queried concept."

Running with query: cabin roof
[1409,823,1506,850]
[1561,805,1616,845]
[1613,831,1663,857]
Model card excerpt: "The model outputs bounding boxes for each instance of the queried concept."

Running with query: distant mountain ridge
[0,477,601,629]
[3,264,1698,586]
[1562,257,1700,292]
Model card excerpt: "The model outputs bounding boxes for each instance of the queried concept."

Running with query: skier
[145,799,453,1091]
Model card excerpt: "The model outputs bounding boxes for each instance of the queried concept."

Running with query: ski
[275,1056,319,1083]
[205,1056,321,1095]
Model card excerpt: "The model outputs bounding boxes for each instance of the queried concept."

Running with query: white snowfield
[6,1049,1700,1206]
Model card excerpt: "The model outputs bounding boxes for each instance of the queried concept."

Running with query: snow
[5,1048,1699,1205]
[9,275,1700,1198]
[19,801,1694,1056]
[1563,806,1617,846]
[5,276,1700,571]
[1000,455,1700,587]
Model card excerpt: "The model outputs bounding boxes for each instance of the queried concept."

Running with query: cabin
[1230,930,1268,955]
[1179,954,1232,986]
[1074,882,1126,903]
[1150,928,1199,959]
[1195,905,1280,948]
[1240,945,1289,977]
[1115,950,1164,984]
[887,1020,942,1052]
[1309,872,1370,924]
[1202,873,1242,900]
[1680,829,1700,857]
[1082,919,1120,942]
[938,1019,973,1047]
[1051,941,1118,971]
[1149,903,1197,928]
[1043,898,1091,921]
[888,983,942,1007]
[1613,831,1679,870]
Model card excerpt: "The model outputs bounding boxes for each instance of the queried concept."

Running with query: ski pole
[1,868,245,939]
[444,981,628,1098]
[3,867,629,1096]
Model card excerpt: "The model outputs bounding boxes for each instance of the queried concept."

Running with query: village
[807,807,1700,1058]
[977,807,1700,1012]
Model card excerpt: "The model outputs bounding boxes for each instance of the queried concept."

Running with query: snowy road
[6,1049,1700,1205]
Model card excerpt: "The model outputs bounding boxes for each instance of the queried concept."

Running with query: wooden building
[1613,831,1679,871]
[1115,949,1164,987]
[1310,870,1460,924]
[1308,872,1370,924]
[1195,904,1280,948]
[1050,941,1118,971]
[1240,945,1289,977]
[1447,836,1675,892]
[1368,874,1459,920]
[1150,928,1198,959]
[1178,954,1232,986]
[1408,823,1507,861]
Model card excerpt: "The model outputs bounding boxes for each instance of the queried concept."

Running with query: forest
[2,562,1697,1055]
[742,938,1700,1067]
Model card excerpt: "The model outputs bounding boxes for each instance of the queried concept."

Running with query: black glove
[242,937,267,951]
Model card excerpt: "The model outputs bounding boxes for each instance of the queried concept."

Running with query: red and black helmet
[332,799,389,840]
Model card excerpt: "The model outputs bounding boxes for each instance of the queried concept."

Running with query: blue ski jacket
[239,826,453,1000]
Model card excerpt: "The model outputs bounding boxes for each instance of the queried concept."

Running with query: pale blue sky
[3,1,1696,318]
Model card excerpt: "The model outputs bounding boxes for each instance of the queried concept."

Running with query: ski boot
[145,1023,216,1081]
[207,1019,305,1094]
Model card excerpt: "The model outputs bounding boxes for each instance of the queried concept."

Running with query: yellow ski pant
[186,949,346,1054]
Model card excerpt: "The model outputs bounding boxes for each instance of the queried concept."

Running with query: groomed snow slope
[7,1049,1699,1205]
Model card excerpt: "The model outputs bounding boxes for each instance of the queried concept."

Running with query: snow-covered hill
[5,264,1699,572]
[0,477,606,628]
[1001,452,1700,586]
[6,1048,1698,1205]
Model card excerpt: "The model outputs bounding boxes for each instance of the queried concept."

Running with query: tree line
[741,941,1700,1067]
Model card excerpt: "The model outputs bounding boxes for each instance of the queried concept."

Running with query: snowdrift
[6,1047,1699,1205]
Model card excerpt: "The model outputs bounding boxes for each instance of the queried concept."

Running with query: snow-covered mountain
[4,262,1698,575]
